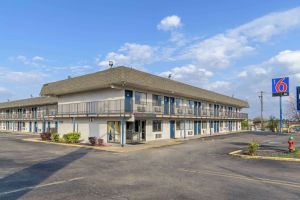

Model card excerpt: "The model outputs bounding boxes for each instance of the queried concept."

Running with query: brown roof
[0,96,58,109]
[40,66,249,108]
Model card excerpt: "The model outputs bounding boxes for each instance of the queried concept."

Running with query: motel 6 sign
[272,77,289,97]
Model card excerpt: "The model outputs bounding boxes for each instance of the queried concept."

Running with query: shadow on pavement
[0,148,90,200]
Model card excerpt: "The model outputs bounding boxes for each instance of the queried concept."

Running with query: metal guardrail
[57,99,248,119]
[0,99,248,120]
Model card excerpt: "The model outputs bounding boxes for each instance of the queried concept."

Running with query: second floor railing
[0,99,248,120]
[57,99,248,119]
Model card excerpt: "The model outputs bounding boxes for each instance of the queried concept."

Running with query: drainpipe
[121,116,125,147]
[184,120,186,139]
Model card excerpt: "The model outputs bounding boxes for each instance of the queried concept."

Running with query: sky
[1,0,300,119]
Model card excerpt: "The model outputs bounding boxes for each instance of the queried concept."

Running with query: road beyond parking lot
[0,132,300,200]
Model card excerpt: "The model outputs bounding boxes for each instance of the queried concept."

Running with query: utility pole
[258,91,264,131]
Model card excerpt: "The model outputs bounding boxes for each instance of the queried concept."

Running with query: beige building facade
[0,67,249,145]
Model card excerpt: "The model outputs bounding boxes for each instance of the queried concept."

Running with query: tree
[241,120,249,130]
[286,96,300,122]
[267,116,279,132]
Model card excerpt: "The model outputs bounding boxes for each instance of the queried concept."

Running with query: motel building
[0,66,248,145]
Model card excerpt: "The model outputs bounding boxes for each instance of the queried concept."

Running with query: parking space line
[178,168,300,189]
[0,176,85,196]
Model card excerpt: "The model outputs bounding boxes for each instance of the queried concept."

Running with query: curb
[21,138,183,153]
[22,138,124,153]
[229,149,300,162]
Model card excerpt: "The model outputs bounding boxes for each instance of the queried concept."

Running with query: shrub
[63,132,81,143]
[88,137,97,146]
[248,140,260,156]
[50,133,60,142]
[40,132,51,141]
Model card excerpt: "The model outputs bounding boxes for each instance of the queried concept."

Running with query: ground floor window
[176,120,184,130]
[186,120,193,130]
[153,120,162,132]
[107,121,121,143]
[202,121,207,129]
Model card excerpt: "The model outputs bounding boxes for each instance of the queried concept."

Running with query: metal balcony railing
[0,99,248,120]
[56,99,248,119]
[0,111,57,120]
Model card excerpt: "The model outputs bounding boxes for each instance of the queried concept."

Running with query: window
[176,120,184,130]
[135,91,146,105]
[188,100,193,109]
[175,98,181,108]
[186,120,193,130]
[152,94,162,106]
[153,120,162,132]
[202,121,207,129]
[107,121,121,143]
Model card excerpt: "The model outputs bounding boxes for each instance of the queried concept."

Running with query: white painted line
[0,176,85,196]
[179,168,300,189]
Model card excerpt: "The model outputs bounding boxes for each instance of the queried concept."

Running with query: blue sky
[1,0,300,119]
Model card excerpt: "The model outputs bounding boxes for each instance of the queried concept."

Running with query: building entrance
[126,120,146,143]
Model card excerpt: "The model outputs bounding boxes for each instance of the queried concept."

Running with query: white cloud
[157,15,182,31]
[160,64,213,80]
[9,55,46,66]
[269,50,300,72]
[183,34,254,68]
[0,70,47,82]
[237,70,248,77]
[181,7,300,69]
[208,81,231,90]
[253,67,268,75]
[32,56,45,62]
[0,87,10,94]
[98,43,155,68]
[231,7,300,42]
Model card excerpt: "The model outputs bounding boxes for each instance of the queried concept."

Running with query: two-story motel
[0,97,58,133]
[0,66,248,145]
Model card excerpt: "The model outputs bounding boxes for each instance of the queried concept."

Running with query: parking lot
[0,131,300,200]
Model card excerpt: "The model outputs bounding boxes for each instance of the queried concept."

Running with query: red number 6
[275,78,287,92]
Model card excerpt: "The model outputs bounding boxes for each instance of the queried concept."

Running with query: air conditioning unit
[188,131,193,135]
[177,108,183,114]
[188,109,193,114]
[155,134,162,139]
[154,107,162,113]
[137,106,146,112]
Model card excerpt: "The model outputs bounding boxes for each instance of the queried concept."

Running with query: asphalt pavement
[0,131,299,200]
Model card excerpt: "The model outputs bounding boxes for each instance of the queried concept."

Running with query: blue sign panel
[272,77,289,97]
[297,87,300,111]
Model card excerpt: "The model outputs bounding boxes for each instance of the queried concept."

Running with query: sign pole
[280,94,282,133]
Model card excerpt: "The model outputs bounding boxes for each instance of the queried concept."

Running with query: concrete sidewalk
[22,137,183,153]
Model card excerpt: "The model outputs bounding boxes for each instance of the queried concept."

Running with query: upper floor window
[175,98,181,108]
[135,92,146,105]
[188,100,193,109]
[152,94,162,106]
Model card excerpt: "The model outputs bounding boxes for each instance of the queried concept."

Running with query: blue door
[125,90,133,112]
[55,121,58,129]
[164,96,169,115]
[34,121,38,132]
[48,121,51,131]
[194,102,198,116]
[170,97,175,115]
[42,121,46,133]
[170,120,175,139]
[214,121,217,133]
[198,102,201,116]
[29,122,32,132]
[198,121,201,135]
[194,121,197,135]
